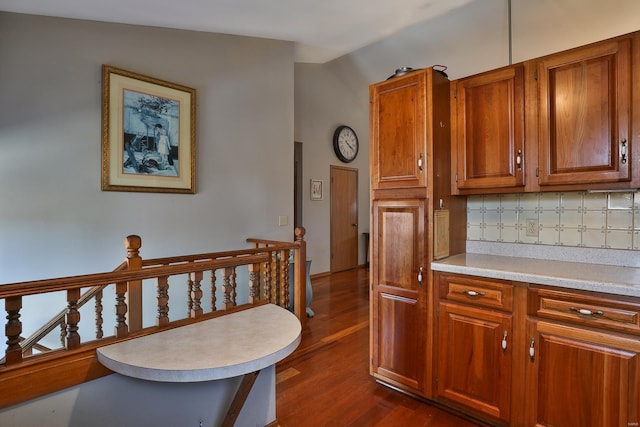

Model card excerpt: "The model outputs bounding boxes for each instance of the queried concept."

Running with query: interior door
[330,166,358,272]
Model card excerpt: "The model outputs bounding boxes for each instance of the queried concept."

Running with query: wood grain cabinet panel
[370,72,427,189]
[526,320,640,427]
[451,65,525,193]
[437,302,513,423]
[370,198,426,393]
[536,36,634,186]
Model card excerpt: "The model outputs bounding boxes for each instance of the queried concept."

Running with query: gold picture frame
[101,65,196,193]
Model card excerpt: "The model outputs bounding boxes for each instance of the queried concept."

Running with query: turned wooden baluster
[190,271,203,318]
[95,288,104,339]
[59,321,67,347]
[4,296,23,365]
[66,288,81,349]
[231,267,237,306]
[114,281,128,338]
[125,235,143,332]
[222,267,236,310]
[282,250,290,309]
[187,275,194,313]
[157,276,170,326]
[293,227,307,326]
[211,270,218,312]
[248,262,261,304]
[271,252,279,304]
[263,257,272,303]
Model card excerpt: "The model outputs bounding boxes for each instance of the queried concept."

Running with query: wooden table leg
[221,370,260,427]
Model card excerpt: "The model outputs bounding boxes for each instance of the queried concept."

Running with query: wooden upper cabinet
[536,35,633,186]
[451,65,525,193]
[370,71,427,189]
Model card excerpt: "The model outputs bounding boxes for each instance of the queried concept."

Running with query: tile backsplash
[467,191,640,250]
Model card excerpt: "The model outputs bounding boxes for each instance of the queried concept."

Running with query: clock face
[333,125,359,163]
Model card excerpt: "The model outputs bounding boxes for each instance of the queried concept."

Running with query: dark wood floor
[275,267,482,427]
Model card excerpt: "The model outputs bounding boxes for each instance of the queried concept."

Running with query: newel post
[125,235,143,332]
[293,227,307,328]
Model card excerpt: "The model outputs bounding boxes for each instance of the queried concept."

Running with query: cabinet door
[370,198,427,393]
[526,320,640,427]
[370,72,427,189]
[537,36,632,186]
[437,302,512,423]
[452,65,525,191]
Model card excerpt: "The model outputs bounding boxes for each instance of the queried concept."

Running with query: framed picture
[310,179,323,201]
[101,65,196,193]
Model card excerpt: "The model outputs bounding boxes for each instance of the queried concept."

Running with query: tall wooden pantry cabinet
[369,67,466,397]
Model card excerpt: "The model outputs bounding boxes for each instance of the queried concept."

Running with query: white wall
[0,12,294,286]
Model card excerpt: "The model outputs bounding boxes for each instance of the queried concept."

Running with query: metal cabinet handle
[501,331,508,353]
[418,153,424,172]
[516,149,522,170]
[569,307,604,317]
[529,338,535,362]
[621,139,628,164]
[462,289,486,297]
[417,267,424,287]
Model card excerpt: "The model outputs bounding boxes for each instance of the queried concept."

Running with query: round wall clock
[333,125,359,163]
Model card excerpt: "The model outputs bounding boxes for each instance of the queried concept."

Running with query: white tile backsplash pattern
[467,191,640,250]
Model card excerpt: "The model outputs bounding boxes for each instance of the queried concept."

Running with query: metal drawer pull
[501,331,508,353]
[569,307,604,317]
[462,289,485,297]
[417,267,424,287]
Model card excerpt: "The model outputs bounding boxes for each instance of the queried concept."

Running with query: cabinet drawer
[437,273,513,312]
[529,286,640,336]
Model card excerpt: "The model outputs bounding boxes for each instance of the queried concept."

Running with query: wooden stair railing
[0,228,307,409]
[2,263,128,363]
[247,226,307,324]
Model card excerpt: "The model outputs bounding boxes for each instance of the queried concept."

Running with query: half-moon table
[97,303,301,426]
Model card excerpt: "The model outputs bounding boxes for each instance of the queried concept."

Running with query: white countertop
[97,303,301,382]
[432,253,640,298]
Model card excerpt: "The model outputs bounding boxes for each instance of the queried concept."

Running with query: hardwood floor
[275,267,483,427]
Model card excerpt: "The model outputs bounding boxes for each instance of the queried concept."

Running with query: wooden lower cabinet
[525,320,640,427]
[435,273,516,425]
[437,302,512,423]
[434,273,640,426]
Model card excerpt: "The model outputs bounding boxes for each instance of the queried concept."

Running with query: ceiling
[0,0,472,63]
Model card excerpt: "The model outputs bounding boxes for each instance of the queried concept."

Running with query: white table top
[97,304,301,382]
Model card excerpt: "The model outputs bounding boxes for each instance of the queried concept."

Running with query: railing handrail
[0,254,269,299]
[140,243,299,267]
